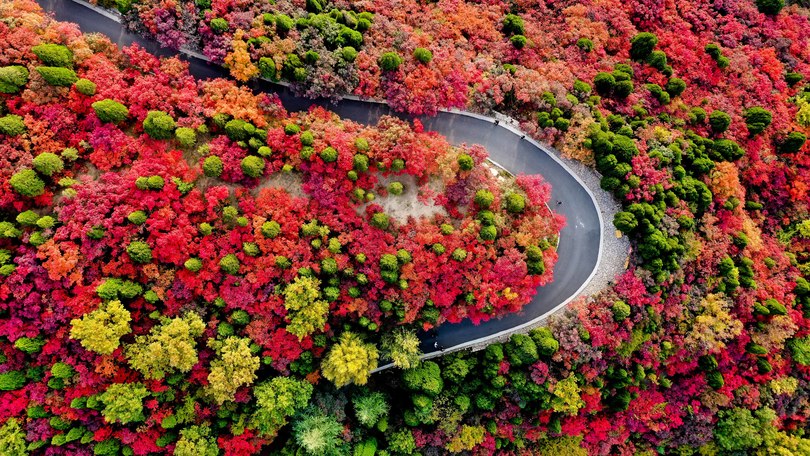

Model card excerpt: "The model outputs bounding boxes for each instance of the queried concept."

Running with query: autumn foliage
[0,2,563,454]
[5,0,810,453]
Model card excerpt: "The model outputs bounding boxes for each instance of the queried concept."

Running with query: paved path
[36,0,628,364]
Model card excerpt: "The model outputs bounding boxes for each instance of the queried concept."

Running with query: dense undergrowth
[4,0,810,454]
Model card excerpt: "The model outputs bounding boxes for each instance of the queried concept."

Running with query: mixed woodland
[1,0,810,454]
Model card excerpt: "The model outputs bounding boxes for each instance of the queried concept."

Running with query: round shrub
[380,254,398,271]
[353,154,369,172]
[646,83,670,104]
[504,193,525,213]
[87,226,105,239]
[210,18,229,33]
[665,77,686,97]
[755,0,783,14]
[477,210,495,226]
[284,123,300,135]
[340,28,364,49]
[573,79,592,95]
[51,362,74,379]
[355,137,370,151]
[593,72,615,95]
[705,43,722,60]
[300,147,314,160]
[175,127,196,148]
[184,258,202,272]
[32,153,64,176]
[127,241,152,264]
[613,80,634,98]
[785,72,803,86]
[0,115,26,136]
[321,257,338,275]
[646,50,668,71]
[690,107,707,124]
[778,132,806,153]
[576,38,594,52]
[300,130,314,146]
[510,35,527,49]
[395,249,412,264]
[0,66,29,94]
[9,169,44,197]
[502,14,525,35]
[146,175,165,190]
[127,211,147,225]
[35,67,77,86]
[241,156,265,178]
[243,242,260,256]
[219,254,240,275]
[457,153,474,171]
[526,245,543,262]
[388,182,404,195]
[320,147,338,163]
[743,107,772,136]
[709,110,731,133]
[554,118,570,131]
[378,52,403,71]
[258,57,277,80]
[356,15,372,31]
[413,48,433,64]
[304,50,320,64]
[480,225,497,241]
[74,78,96,96]
[371,212,389,229]
[614,66,633,80]
[611,300,631,321]
[225,119,254,141]
[474,189,495,208]
[143,111,176,140]
[451,248,467,261]
[32,43,73,67]
[222,206,238,224]
[275,14,294,34]
[261,220,281,238]
[432,243,445,254]
[92,99,129,124]
[341,46,358,62]
[391,158,405,172]
[203,156,223,178]
[709,139,741,162]
[16,210,38,225]
[629,32,658,61]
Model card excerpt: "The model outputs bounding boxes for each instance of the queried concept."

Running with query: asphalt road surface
[35,0,603,358]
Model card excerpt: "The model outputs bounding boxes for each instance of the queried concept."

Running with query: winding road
[35,0,606,363]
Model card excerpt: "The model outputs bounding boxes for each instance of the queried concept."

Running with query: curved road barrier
[36,0,604,367]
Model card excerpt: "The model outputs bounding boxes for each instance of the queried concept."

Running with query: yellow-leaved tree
[550,375,585,416]
[321,332,378,388]
[381,327,422,369]
[283,275,329,340]
[446,425,486,453]
[685,293,743,353]
[125,312,205,380]
[69,300,131,355]
[206,337,259,404]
